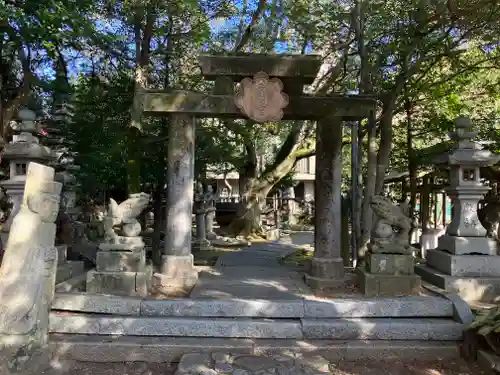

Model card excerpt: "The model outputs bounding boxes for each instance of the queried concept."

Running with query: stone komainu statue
[103,192,151,243]
[369,195,414,254]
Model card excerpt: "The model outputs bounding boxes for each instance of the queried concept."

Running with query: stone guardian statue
[0,162,63,374]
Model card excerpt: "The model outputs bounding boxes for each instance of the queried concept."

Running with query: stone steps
[48,334,460,363]
[49,312,463,341]
[55,274,87,293]
[51,292,455,318]
[56,261,85,284]
[56,245,86,285]
[48,292,465,362]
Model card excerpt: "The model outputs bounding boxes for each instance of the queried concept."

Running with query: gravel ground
[41,358,487,375]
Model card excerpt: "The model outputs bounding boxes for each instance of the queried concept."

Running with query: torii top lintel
[198,53,322,84]
[138,53,376,121]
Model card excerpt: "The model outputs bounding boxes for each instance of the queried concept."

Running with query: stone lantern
[1,108,54,233]
[416,117,500,302]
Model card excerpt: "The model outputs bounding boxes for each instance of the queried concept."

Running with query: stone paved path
[190,239,312,300]
[174,352,486,375]
[176,352,331,374]
[41,356,487,375]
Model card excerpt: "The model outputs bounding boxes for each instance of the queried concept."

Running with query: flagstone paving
[42,355,487,375]
[190,240,312,300]
[175,352,332,374]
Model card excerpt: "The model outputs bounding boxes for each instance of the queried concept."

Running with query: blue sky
[57,0,303,81]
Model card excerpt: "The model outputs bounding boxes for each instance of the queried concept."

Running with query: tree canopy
[1,0,499,238]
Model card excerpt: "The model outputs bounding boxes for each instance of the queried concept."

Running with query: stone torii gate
[138,54,376,294]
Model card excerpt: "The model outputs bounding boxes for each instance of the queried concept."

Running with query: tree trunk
[126,126,142,194]
[406,96,417,242]
[127,6,155,195]
[230,150,306,237]
[0,36,34,143]
[375,103,394,195]
[354,122,364,263]
[229,184,271,237]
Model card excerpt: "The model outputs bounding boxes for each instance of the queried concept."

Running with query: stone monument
[192,182,211,251]
[86,192,151,297]
[205,185,217,240]
[1,109,54,236]
[0,162,62,374]
[416,117,500,302]
[358,195,421,297]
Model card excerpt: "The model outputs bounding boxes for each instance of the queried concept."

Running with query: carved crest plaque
[234,72,289,123]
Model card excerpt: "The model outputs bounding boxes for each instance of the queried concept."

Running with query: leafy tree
[0,0,100,141]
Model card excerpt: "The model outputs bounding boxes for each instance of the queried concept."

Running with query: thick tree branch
[273,121,307,166]
[233,0,267,53]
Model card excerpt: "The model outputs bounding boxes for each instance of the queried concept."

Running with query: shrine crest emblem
[234,72,289,123]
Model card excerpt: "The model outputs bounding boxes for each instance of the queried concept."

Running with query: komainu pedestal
[359,195,421,297]
[86,193,151,297]
[0,162,62,374]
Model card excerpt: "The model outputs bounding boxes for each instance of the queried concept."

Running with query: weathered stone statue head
[26,182,62,223]
[22,164,63,224]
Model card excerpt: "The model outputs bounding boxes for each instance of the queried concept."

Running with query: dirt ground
[41,358,488,375]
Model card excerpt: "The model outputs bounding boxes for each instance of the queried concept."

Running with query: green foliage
[69,73,133,193]
[469,307,500,337]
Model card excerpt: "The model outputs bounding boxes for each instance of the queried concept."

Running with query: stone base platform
[357,268,421,297]
[438,235,497,256]
[87,238,151,297]
[426,249,500,276]
[86,267,152,297]
[415,264,500,302]
[48,335,460,363]
[192,239,211,252]
[95,248,146,272]
[265,229,280,241]
[153,254,199,295]
[49,312,463,340]
[52,293,455,318]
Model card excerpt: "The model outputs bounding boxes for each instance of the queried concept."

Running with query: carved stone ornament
[234,72,289,123]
